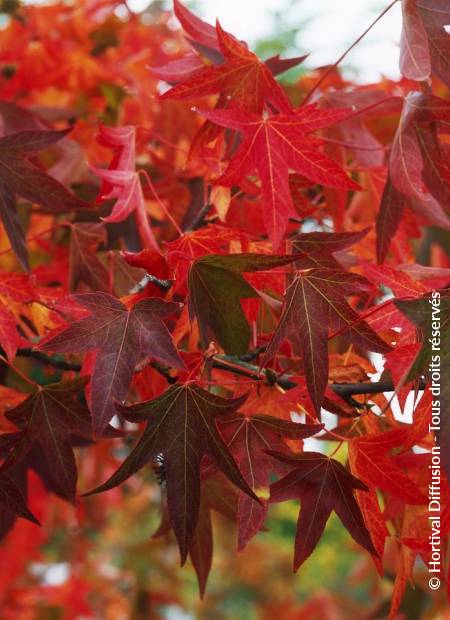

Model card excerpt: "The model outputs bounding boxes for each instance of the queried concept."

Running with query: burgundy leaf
[268,450,376,570]
[38,293,184,436]
[85,383,258,563]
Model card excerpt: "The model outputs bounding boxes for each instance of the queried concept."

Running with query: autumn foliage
[0,0,449,618]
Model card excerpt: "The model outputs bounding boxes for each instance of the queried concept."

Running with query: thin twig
[129,273,173,294]
[236,346,267,363]
[185,203,213,232]
[16,348,81,371]
[13,348,178,385]
[138,168,183,236]
[302,0,400,105]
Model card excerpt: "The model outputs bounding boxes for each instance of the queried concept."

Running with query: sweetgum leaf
[416,123,450,210]
[161,22,291,114]
[90,124,158,250]
[0,426,120,539]
[376,174,406,263]
[390,92,426,199]
[292,228,370,269]
[348,441,389,574]
[38,292,184,437]
[86,382,258,563]
[0,303,28,360]
[417,0,450,87]
[69,222,110,293]
[188,253,298,354]
[201,107,360,249]
[399,1,450,86]
[0,270,35,301]
[188,476,237,597]
[171,0,307,77]
[262,269,391,414]
[268,450,376,571]
[0,128,88,270]
[400,0,431,81]
[152,54,205,83]
[264,53,309,76]
[0,473,39,528]
[351,431,428,505]
[173,0,219,54]
[389,91,450,233]
[154,473,238,597]
[218,412,322,550]
[292,228,370,256]
[1,378,92,502]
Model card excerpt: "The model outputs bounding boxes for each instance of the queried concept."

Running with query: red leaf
[173,0,220,54]
[400,0,431,80]
[189,475,237,597]
[0,304,28,360]
[389,91,450,231]
[417,0,450,87]
[171,1,306,78]
[154,472,238,597]
[0,473,39,529]
[390,92,426,198]
[292,228,370,256]
[152,53,205,83]
[201,107,360,249]
[0,271,35,301]
[69,222,109,293]
[90,124,158,250]
[188,252,298,355]
[161,22,291,114]
[376,175,407,264]
[352,432,428,505]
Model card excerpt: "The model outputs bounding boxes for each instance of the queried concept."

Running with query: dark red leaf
[268,450,376,570]
[38,292,184,436]
[262,269,391,414]
[0,128,87,270]
[85,383,258,563]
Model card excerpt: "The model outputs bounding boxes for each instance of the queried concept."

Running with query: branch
[11,348,427,398]
[14,348,178,384]
[16,348,82,371]
[235,345,267,362]
[211,354,428,397]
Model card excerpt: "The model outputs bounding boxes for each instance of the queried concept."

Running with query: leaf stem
[320,136,386,152]
[0,222,69,260]
[138,169,184,237]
